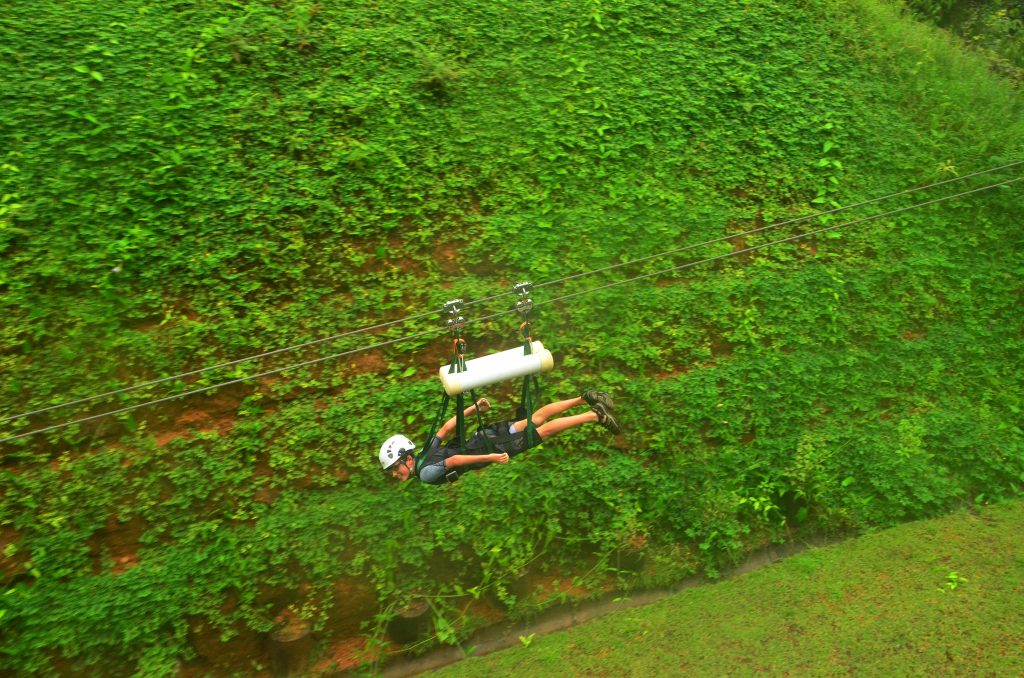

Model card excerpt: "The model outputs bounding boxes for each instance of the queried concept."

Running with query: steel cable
[0,327,448,445]
[4,160,1018,425]
[538,175,1022,306]
[1,169,1019,443]
[531,159,1024,294]
[0,310,442,426]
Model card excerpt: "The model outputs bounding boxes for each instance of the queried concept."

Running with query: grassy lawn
[431,500,1024,676]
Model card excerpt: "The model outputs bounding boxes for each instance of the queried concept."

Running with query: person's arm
[445,452,509,468]
[436,398,490,441]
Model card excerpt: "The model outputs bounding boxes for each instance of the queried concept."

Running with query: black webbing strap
[417,391,450,473]
[521,328,540,447]
[417,352,461,473]
[453,345,467,453]
[469,388,495,453]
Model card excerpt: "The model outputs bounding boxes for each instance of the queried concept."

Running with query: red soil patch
[87,515,145,575]
[518,573,594,605]
[0,526,26,583]
[467,596,506,624]
[253,484,281,505]
[346,349,387,374]
[311,637,378,674]
[112,553,139,575]
[187,616,267,673]
[652,366,689,381]
[710,334,735,358]
[153,408,236,447]
[153,429,186,447]
[432,241,463,277]
[611,432,630,451]
[327,577,379,638]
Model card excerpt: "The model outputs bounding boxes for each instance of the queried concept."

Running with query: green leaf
[90,70,104,82]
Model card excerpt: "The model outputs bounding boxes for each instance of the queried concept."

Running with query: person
[379,391,619,484]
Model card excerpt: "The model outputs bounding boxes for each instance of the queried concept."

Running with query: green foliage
[903,0,960,24]
[0,0,1022,674]
[903,0,1024,84]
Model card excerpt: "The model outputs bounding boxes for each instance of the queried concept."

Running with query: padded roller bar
[438,341,554,396]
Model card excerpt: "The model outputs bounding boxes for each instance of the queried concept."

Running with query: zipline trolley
[417,283,554,466]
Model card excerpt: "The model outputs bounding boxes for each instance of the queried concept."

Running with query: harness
[415,283,543,484]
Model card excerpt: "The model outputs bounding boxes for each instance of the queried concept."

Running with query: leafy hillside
[1,0,1022,675]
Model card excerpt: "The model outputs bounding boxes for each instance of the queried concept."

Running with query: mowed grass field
[431,500,1024,677]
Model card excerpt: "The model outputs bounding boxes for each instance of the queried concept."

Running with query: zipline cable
[0,327,448,445]
[2,164,1024,436]
[537,175,1023,307]
[3,173,1016,446]
[530,159,1024,294]
[2,163,1020,432]
[424,159,1024,311]
[0,309,441,426]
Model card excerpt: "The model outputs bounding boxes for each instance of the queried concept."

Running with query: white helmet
[379,434,416,471]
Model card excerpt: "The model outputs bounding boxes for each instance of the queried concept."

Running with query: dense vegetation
[906,0,1024,84]
[1,0,1022,675]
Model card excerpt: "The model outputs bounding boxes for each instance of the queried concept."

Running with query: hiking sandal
[582,390,614,411]
[593,402,621,435]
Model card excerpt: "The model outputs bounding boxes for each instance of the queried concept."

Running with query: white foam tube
[438,341,554,396]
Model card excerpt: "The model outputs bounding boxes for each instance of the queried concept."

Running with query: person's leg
[535,411,598,441]
[510,396,585,433]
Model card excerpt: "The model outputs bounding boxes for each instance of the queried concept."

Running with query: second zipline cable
[4,159,1019,426]
[2,173,1017,445]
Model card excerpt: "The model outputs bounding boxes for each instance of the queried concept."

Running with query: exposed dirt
[185,615,267,677]
[432,242,463,278]
[521,574,594,605]
[651,365,690,381]
[312,637,378,675]
[0,525,26,584]
[345,349,388,374]
[709,333,735,358]
[328,577,379,639]
[83,514,145,576]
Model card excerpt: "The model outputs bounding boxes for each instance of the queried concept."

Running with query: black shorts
[466,420,542,457]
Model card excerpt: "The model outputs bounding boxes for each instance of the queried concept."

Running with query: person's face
[389,455,415,482]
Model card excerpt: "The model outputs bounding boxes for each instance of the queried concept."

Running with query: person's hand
[492,452,509,464]
[476,398,490,412]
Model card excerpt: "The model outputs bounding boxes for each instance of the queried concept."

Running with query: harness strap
[417,391,450,473]
[469,389,495,453]
[520,321,540,447]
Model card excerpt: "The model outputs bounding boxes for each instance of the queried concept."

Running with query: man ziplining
[379,390,619,485]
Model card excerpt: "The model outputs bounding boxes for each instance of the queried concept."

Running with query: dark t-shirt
[416,421,538,484]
